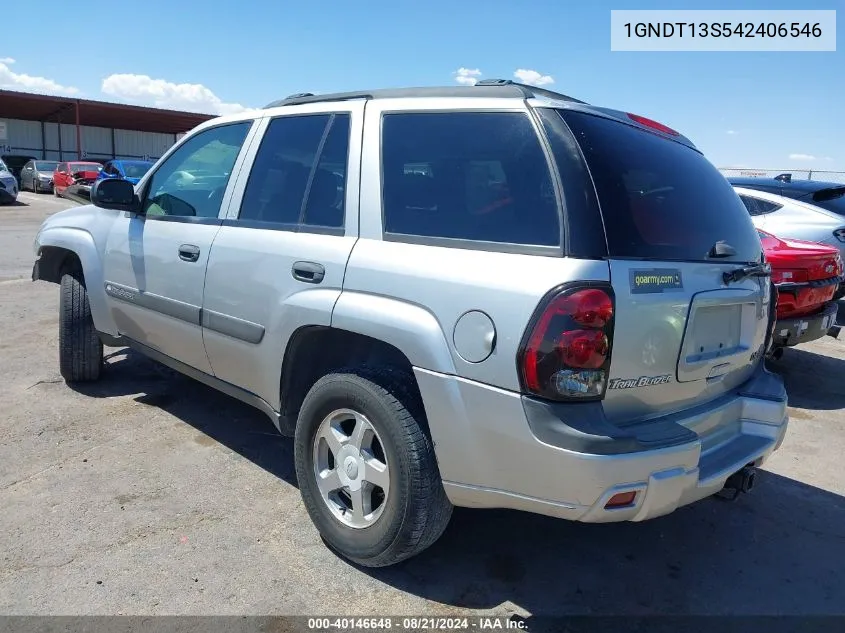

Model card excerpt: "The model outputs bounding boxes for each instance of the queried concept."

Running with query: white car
[731,185,845,261]
[0,159,19,204]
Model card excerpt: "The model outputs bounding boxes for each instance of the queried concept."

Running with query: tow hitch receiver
[717,465,757,501]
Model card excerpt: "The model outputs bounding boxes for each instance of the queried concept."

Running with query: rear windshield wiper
[708,240,736,258]
[723,262,771,285]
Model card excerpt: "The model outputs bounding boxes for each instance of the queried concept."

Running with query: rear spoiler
[812,186,845,202]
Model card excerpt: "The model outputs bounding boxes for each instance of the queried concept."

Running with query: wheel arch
[279,325,429,436]
[34,227,117,336]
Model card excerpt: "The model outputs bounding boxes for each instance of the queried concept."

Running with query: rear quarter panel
[346,96,610,391]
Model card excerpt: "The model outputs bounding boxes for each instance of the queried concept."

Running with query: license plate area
[677,289,760,383]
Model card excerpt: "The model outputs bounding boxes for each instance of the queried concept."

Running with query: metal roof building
[0,90,216,163]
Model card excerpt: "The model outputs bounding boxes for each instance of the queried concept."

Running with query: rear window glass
[810,194,845,216]
[558,110,763,263]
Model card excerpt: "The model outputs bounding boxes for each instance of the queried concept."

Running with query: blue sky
[3,0,843,170]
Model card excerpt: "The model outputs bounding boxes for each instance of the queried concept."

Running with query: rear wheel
[294,367,452,567]
[59,270,103,382]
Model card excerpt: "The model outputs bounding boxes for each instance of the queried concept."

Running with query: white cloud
[0,57,15,64]
[726,130,737,135]
[513,69,554,86]
[100,73,251,116]
[0,60,78,95]
[454,67,482,86]
[789,153,817,161]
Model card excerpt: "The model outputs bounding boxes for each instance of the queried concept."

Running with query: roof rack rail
[475,79,514,86]
[264,92,374,108]
[475,79,586,104]
[262,82,587,109]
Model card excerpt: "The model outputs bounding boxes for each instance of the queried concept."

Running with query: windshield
[553,109,763,263]
[0,160,7,173]
[69,163,102,173]
[122,161,153,178]
[35,161,59,172]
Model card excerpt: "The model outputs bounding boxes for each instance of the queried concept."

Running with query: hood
[0,169,14,179]
[38,204,104,235]
[124,177,141,185]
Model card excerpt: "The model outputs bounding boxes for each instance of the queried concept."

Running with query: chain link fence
[719,168,845,184]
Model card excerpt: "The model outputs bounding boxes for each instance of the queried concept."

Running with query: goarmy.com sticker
[608,374,672,390]
[630,269,683,294]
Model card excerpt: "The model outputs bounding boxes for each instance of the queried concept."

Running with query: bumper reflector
[605,491,637,508]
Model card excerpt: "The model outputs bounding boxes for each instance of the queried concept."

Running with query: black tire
[294,367,452,568]
[59,270,103,382]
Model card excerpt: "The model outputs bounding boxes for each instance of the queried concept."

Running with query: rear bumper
[416,363,788,523]
[773,300,839,347]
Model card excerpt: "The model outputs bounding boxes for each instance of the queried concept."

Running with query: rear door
[201,103,362,407]
[545,109,771,423]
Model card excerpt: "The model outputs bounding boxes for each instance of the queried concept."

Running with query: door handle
[292,261,325,284]
[178,244,201,262]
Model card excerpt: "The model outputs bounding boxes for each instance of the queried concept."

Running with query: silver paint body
[734,185,845,261]
[33,94,788,523]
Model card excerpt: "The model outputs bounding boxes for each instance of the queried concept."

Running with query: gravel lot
[2,192,845,618]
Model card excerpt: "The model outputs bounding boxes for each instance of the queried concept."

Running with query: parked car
[96,159,155,185]
[729,174,845,216]
[730,181,845,298]
[53,161,103,199]
[32,81,788,567]
[0,159,19,204]
[1,154,37,184]
[758,229,842,356]
[19,159,60,193]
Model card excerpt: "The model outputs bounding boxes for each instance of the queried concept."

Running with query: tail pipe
[725,465,757,495]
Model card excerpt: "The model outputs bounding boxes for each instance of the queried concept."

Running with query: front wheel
[59,270,103,382]
[294,368,452,567]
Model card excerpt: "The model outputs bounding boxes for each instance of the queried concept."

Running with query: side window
[105,162,118,176]
[381,112,560,247]
[143,122,251,219]
[757,199,783,214]
[58,163,67,173]
[238,113,350,230]
[740,194,782,216]
[738,194,762,216]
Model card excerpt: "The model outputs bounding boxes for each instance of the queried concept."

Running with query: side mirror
[91,178,141,213]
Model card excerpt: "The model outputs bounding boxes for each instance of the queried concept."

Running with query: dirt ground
[2,192,845,617]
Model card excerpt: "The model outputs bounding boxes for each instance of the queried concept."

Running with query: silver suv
[32,81,789,567]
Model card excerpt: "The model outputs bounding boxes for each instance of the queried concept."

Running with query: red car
[760,229,843,355]
[53,161,103,199]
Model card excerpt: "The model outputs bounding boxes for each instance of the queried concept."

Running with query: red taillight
[559,330,608,369]
[519,284,615,401]
[626,113,679,136]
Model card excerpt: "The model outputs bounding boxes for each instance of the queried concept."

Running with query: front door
[101,120,256,374]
